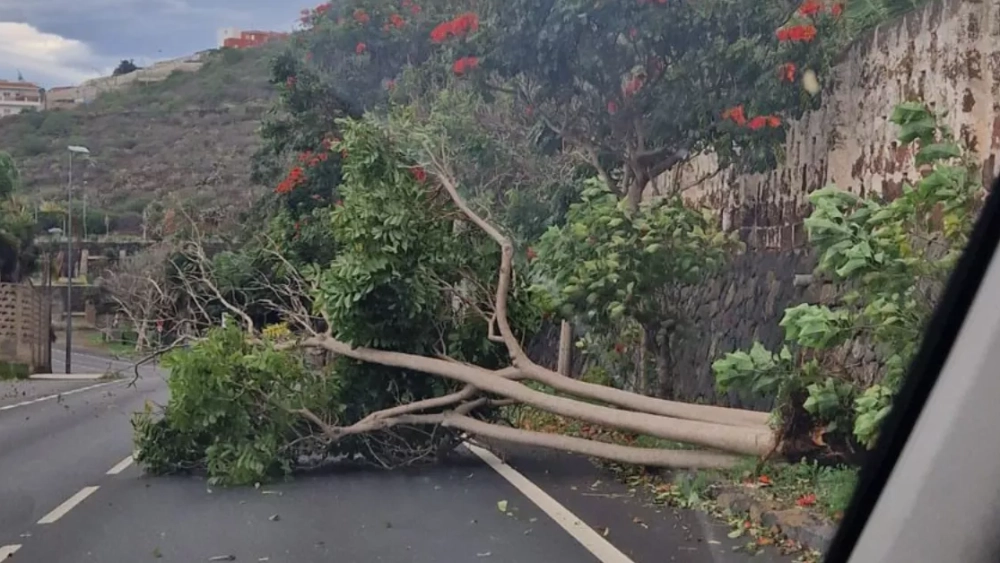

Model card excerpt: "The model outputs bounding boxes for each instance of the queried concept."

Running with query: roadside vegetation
[20,0,960,554]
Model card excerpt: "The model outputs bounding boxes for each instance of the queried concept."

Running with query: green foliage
[535,179,741,327]
[0,153,37,281]
[713,101,980,451]
[0,361,30,380]
[533,178,740,395]
[313,115,542,361]
[0,152,19,198]
[474,0,846,198]
[403,84,583,242]
[133,326,340,485]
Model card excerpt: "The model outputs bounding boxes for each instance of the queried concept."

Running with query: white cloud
[0,21,114,87]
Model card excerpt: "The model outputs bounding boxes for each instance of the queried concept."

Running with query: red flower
[410,166,427,182]
[831,3,843,16]
[748,116,768,130]
[722,105,746,126]
[623,74,645,98]
[335,199,344,207]
[796,493,817,507]
[798,0,822,16]
[780,62,796,82]
[353,9,370,24]
[767,115,782,128]
[355,42,367,54]
[390,13,406,28]
[452,56,479,75]
[385,79,396,90]
[431,12,479,42]
[778,24,817,42]
[613,342,626,354]
[526,247,537,261]
[276,166,306,194]
[607,100,618,114]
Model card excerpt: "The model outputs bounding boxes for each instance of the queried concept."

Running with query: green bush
[132,326,342,485]
[0,362,30,380]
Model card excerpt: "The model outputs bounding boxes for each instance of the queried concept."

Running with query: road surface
[0,350,794,562]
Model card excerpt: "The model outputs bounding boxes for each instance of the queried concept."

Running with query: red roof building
[222,30,288,49]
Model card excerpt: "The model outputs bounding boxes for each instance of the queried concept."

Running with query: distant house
[0,80,44,117]
[219,29,288,49]
[45,86,83,110]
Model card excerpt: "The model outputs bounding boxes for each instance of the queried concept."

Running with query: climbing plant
[712,101,981,453]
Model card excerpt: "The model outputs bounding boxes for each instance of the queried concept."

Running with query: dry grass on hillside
[0,45,283,224]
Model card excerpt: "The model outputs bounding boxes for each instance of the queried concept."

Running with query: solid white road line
[0,545,21,559]
[107,455,134,475]
[464,442,635,563]
[37,486,100,525]
[0,380,122,412]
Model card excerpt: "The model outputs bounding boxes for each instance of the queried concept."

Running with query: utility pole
[65,145,90,374]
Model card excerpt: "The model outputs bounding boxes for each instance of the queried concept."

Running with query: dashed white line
[37,486,100,525]
[107,455,134,475]
[0,380,122,412]
[464,442,635,563]
[0,545,21,559]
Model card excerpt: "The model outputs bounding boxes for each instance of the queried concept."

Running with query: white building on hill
[0,80,44,117]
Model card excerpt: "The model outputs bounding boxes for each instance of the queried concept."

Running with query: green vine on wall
[713,101,981,454]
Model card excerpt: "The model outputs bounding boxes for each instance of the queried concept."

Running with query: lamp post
[65,145,90,374]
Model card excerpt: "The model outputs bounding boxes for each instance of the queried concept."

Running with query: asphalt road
[0,350,795,563]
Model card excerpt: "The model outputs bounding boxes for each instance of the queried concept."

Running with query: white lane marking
[0,380,122,412]
[464,443,635,563]
[0,545,22,559]
[107,455,134,475]
[37,486,100,524]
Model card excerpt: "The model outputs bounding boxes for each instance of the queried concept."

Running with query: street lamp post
[65,145,90,374]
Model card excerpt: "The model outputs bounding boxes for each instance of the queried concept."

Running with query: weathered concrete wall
[648,0,998,404]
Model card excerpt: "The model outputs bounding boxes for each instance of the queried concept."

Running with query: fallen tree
[134,115,779,484]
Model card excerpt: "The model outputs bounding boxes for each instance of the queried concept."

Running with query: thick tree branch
[424,159,770,430]
[299,335,773,456]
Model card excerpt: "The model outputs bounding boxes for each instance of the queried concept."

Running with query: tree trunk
[626,180,643,213]
[636,327,648,395]
[654,327,673,399]
[556,320,573,376]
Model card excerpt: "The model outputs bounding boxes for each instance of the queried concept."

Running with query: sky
[0,0,306,88]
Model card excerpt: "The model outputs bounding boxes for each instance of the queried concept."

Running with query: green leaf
[915,142,961,166]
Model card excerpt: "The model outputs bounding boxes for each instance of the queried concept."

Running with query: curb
[712,486,837,554]
[30,373,111,381]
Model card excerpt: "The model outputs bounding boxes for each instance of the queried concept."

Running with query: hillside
[0,45,282,230]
